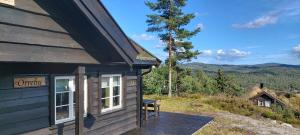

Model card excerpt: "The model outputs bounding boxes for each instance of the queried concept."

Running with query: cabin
[0,0,160,135]
[250,91,286,108]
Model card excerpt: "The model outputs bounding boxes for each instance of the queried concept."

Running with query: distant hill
[183,62,300,91]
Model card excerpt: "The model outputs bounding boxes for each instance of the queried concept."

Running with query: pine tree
[215,69,227,93]
[145,0,200,97]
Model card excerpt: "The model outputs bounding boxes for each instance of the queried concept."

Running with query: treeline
[223,71,300,91]
[143,65,244,96]
[185,63,300,91]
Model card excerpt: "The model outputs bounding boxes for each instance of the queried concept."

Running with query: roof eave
[72,0,136,66]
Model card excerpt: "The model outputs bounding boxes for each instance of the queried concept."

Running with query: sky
[101,0,300,65]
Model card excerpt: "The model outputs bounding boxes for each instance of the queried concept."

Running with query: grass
[144,93,300,134]
[144,94,219,114]
[205,95,300,128]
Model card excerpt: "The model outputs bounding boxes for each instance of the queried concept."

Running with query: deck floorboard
[123,112,214,135]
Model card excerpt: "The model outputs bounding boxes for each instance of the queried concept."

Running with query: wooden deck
[123,112,214,135]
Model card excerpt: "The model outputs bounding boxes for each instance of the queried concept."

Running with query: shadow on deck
[123,112,214,135]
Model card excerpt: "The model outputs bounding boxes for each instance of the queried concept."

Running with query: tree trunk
[168,42,172,97]
[168,0,173,98]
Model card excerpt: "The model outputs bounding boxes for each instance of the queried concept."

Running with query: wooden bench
[143,99,160,120]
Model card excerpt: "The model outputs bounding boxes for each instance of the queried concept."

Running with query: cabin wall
[0,0,142,134]
[50,68,139,135]
[0,0,97,64]
[0,72,50,134]
[0,63,140,135]
[251,94,277,108]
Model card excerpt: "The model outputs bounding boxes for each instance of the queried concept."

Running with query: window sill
[100,107,125,116]
[50,120,75,130]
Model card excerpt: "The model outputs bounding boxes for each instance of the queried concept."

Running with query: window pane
[113,76,120,86]
[113,86,120,96]
[102,88,110,98]
[56,79,70,92]
[56,94,61,106]
[56,106,69,120]
[113,96,120,106]
[101,98,110,109]
[73,92,76,104]
[101,77,110,87]
[56,93,69,106]
[62,92,69,105]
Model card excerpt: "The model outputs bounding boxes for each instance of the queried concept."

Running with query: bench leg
[157,106,160,116]
[145,104,148,121]
[154,102,158,117]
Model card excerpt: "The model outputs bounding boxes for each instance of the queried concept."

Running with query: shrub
[205,96,259,116]
[261,110,282,120]
[284,93,295,98]
[283,109,295,120]
[295,112,300,119]
[271,104,284,114]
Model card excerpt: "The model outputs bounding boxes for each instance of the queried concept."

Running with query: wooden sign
[0,0,15,6]
[127,79,137,86]
[14,76,46,88]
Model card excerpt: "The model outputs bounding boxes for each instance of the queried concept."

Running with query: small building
[250,91,286,108]
[0,0,160,135]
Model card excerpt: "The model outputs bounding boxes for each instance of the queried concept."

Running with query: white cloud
[132,34,156,41]
[196,23,204,30]
[293,44,300,56]
[200,50,213,56]
[217,49,251,60]
[198,49,251,61]
[232,1,300,29]
[232,16,278,29]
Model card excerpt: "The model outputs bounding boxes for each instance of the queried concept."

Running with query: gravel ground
[215,112,300,135]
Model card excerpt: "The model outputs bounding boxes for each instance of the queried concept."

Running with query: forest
[185,62,300,91]
[143,63,300,95]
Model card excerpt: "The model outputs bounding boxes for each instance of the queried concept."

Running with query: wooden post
[75,66,85,135]
[137,70,142,128]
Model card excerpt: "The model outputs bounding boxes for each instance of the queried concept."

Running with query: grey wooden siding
[0,74,49,135]
[0,63,139,135]
[0,42,98,63]
[49,74,138,135]
[88,75,100,115]
[0,0,100,64]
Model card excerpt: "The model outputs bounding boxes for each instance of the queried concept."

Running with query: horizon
[185,62,300,66]
[102,0,300,65]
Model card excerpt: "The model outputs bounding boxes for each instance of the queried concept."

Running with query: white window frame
[54,76,88,124]
[258,100,264,107]
[101,74,122,113]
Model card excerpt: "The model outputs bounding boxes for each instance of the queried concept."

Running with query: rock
[281,123,293,128]
[271,120,277,124]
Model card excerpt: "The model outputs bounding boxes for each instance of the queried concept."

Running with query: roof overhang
[72,0,139,66]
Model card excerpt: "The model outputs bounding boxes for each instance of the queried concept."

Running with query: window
[265,100,271,107]
[101,74,122,112]
[258,100,264,107]
[54,76,88,124]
